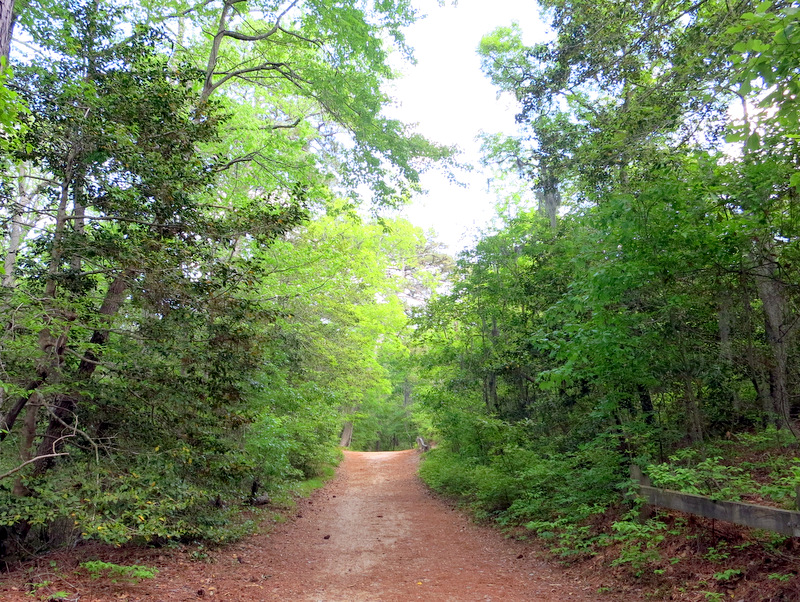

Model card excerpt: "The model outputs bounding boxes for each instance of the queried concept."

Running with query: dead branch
[0,453,69,481]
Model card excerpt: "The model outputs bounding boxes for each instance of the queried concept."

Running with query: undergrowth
[419,425,800,598]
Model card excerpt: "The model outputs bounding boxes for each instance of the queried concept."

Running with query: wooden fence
[630,465,800,538]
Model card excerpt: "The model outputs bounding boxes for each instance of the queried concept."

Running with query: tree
[0,0,450,558]
[412,0,800,548]
[0,0,15,63]
[474,0,800,436]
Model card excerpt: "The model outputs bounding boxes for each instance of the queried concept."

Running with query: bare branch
[219,29,280,42]
[0,453,69,481]
[160,0,217,20]
[208,61,289,92]
[41,404,101,464]
[200,0,302,102]
[277,25,322,47]
[262,117,302,130]
[63,347,114,368]
[61,214,182,228]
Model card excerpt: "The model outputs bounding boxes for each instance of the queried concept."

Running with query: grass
[293,465,337,498]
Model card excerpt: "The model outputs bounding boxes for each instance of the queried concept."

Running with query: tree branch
[0,453,69,481]
[209,61,291,92]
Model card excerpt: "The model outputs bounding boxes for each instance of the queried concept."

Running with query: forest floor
[0,450,608,601]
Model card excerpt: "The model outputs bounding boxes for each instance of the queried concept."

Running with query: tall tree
[0,0,15,63]
[0,0,450,558]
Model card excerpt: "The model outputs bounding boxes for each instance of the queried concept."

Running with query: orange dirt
[0,450,606,601]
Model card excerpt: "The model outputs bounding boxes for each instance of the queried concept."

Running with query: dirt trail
[252,450,595,601]
[1,450,602,601]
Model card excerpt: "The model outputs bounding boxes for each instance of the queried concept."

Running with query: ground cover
[419,427,800,600]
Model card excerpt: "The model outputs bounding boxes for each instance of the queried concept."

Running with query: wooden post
[630,465,651,487]
[630,465,653,521]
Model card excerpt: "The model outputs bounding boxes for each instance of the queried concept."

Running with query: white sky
[387,0,549,253]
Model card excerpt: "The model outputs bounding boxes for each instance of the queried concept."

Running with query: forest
[2,0,800,597]
[0,0,451,560]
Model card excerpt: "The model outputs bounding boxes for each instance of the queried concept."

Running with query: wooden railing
[630,465,800,538]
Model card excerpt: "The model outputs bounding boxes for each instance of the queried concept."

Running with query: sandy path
[223,450,596,601]
[0,450,602,601]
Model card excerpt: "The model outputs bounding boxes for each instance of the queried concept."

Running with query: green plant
[703,543,730,563]
[713,568,742,581]
[25,579,52,595]
[703,593,725,602]
[188,544,213,563]
[647,456,755,500]
[608,512,671,577]
[611,541,662,577]
[79,561,157,583]
[768,572,794,582]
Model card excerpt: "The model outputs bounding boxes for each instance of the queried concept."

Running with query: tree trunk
[339,422,353,447]
[11,395,39,497]
[717,290,743,413]
[752,253,800,437]
[2,202,25,287]
[683,376,703,443]
[741,282,773,424]
[718,295,733,363]
[485,372,498,412]
[3,164,51,288]
[200,2,233,104]
[0,309,75,442]
[0,0,15,63]
[638,384,654,425]
[33,269,133,471]
[484,316,499,412]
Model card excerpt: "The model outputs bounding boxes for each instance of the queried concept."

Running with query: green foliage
[768,573,794,582]
[79,560,157,583]
[0,66,28,154]
[647,456,751,500]
[0,0,449,561]
[414,0,800,581]
[419,432,625,535]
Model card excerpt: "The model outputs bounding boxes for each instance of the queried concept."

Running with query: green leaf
[756,1,773,13]
[738,79,753,95]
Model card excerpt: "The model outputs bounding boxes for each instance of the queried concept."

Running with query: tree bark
[33,269,134,471]
[3,164,52,288]
[11,395,39,497]
[683,376,703,443]
[2,202,25,287]
[0,384,43,442]
[752,252,800,437]
[0,308,76,442]
[741,282,773,423]
[0,0,15,64]
[339,421,353,447]
[638,384,654,425]
[44,169,76,298]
